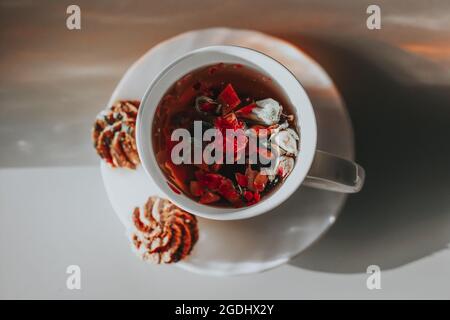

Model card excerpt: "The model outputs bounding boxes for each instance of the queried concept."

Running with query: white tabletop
[1,166,449,299]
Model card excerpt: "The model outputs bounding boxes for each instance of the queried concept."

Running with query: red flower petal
[199,191,220,204]
[218,84,241,114]
[235,172,248,187]
[253,173,268,192]
[164,160,190,193]
[217,178,241,204]
[244,191,253,201]
[190,181,204,197]
[196,173,225,190]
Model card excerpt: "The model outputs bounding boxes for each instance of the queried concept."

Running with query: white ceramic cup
[136,45,365,220]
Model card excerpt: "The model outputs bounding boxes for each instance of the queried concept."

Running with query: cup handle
[303,150,365,193]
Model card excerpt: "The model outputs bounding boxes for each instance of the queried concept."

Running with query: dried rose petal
[199,191,220,204]
[245,166,258,192]
[243,191,253,201]
[236,103,256,116]
[235,172,248,187]
[218,178,233,195]
[164,160,190,193]
[253,173,268,192]
[218,84,241,114]
[201,173,224,190]
[214,113,248,162]
[214,112,244,131]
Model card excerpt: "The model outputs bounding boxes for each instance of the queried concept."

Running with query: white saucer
[101,28,354,276]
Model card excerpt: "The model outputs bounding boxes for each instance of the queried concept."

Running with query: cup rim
[136,45,317,220]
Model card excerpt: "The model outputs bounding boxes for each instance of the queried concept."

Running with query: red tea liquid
[152,63,299,208]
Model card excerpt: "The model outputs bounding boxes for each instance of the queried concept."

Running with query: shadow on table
[279,33,450,273]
